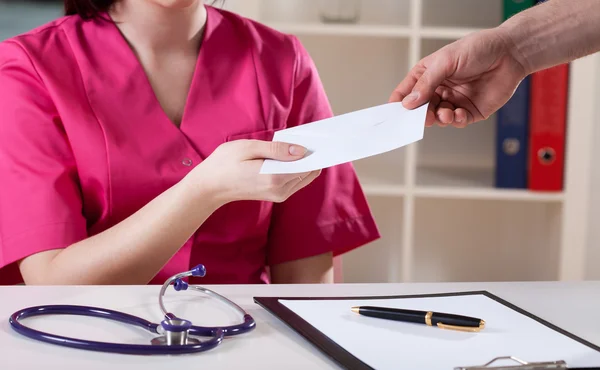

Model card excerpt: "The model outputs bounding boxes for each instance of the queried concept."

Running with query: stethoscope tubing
[8,265,256,355]
[173,285,256,337]
[9,305,224,355]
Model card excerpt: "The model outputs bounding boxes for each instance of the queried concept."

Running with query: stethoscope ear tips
[172,265,206,291]
[174,279,189,291]
[190,264,206,277]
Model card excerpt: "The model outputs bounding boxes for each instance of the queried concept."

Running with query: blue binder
[495,76,530,189]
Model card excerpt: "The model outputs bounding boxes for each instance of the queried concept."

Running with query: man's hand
[390,29,527,128]
[391,0,600,128]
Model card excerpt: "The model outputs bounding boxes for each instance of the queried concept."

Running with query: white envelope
[259,102,428,174]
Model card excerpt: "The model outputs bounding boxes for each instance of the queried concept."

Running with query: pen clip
[425,311,485,332]
[437,322,484,332]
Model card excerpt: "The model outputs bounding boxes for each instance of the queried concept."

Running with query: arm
[270,252,334,284]
[391,0,600,127]
[499,0,600,76]
[19,178,221,285]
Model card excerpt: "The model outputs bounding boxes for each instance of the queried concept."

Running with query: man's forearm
[498,0,600,75]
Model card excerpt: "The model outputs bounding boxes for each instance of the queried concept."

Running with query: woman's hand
[390,28,528,128]
[190,139,321,205]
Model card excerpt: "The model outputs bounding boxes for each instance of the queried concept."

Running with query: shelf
[355,164,564,201]
[418,116,497,168]
[298,34,408,115]
[415,187,565,202]
[353,151,406,197]
[420,27,484,40]
[415,167,564,202]
[413,198,562,282]
[362,184,405,197]
[266,23,484,40]
[258,0,411,29]
[422,0,503,29]
[265,22,412,38]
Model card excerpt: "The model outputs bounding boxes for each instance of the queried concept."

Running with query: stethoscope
[8,264,256,355]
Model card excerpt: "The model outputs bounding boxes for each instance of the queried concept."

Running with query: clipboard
[253,290,600,370]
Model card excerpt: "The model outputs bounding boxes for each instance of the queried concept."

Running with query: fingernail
[403,92,419,103]
[456,116,463,123]
[289,145,306,156]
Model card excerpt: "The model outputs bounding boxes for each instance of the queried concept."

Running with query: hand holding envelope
[260,102,429,175]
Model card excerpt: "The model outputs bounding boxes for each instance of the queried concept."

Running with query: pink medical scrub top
[0,5,380,285]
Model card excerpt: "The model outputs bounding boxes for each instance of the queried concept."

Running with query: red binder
[528,63,569,191]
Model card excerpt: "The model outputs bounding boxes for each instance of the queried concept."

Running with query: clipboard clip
[454,356,568,370]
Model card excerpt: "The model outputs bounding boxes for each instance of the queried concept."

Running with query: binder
[527,63,569,191]
[494,0,535,189]
[503,0,535,19]
[525,1,569,191]
[495,76,531,189]
[254,291,600,370]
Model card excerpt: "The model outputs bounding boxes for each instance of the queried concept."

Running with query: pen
[350,306,485,332]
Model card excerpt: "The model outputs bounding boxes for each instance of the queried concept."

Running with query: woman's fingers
[258,169,321,203]
[289,170,321,194]
[277,170,321,200]
[236,140,307,161]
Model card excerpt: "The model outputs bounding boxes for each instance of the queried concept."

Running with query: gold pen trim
[351,307,359,314]
[437,319,485,332]
[425,311,432,326]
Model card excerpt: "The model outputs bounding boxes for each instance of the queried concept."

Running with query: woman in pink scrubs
[0,0,380,285]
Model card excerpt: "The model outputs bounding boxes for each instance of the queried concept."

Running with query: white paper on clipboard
[277,294,600,370]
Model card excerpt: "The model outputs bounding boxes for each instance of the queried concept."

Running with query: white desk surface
[1,281,599,369]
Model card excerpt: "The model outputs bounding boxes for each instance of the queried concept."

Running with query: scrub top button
[182,158,193,167]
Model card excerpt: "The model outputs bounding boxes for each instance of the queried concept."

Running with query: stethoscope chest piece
[151,336,201,346]
[151,318,201,346]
